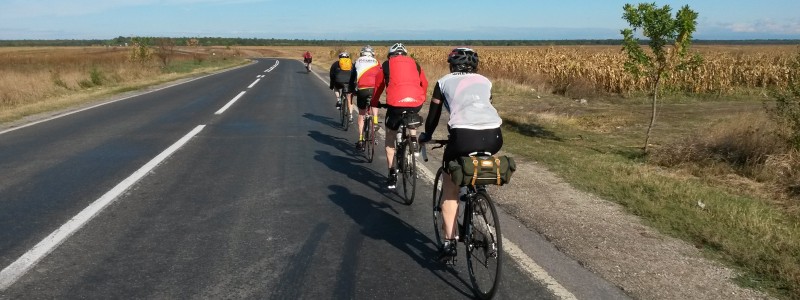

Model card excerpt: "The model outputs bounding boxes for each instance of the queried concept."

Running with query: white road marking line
[215,91,246,115]
[265,60,279,72]
[0,125,206,291]
[247,78,261,89]
[504,238,578,300]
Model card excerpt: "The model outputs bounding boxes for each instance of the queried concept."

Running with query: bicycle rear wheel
[364,116,375,162]
[340,95,350,131]
[432,168,446,249]
[466,191,502,299]
[400,139,416,204]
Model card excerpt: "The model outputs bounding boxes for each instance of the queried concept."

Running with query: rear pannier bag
[447,155,516,186]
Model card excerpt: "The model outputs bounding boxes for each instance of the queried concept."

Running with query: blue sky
[1,0,799,40]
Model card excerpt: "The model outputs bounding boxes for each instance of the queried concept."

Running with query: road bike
[422,140,503,299]
[377,104,420,204]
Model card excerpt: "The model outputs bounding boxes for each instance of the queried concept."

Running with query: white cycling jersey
[354,56,380,89]
[436,72,502,130]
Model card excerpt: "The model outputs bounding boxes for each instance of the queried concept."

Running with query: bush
[765,49,800,150]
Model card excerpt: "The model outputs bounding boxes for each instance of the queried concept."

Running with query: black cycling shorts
[443,127,503,162]
[385,105,422,131]
[355,89,374,110]
[333,82,351,94]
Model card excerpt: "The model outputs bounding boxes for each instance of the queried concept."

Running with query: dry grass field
[0,45,246,123]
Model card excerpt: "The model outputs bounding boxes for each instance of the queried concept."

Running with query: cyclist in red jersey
[302,51,312,70]
[371,43,428,189]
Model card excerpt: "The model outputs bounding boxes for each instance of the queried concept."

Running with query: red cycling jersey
[371,55,428,108]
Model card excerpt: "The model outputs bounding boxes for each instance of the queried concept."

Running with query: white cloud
[723,19,800,34]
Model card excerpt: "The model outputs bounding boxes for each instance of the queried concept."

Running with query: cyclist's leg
[346,91,354,121]
[440,172,460,240]
[384,108,401,171]
[385,127,397,170]
[333,84,342,107]
[355,90,370,148]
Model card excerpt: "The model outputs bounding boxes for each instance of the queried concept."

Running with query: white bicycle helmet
[388,43,408,56]
[360,45,375,57]
[338,51,350,58]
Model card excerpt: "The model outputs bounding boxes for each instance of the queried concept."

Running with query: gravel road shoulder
[489,154,771,299]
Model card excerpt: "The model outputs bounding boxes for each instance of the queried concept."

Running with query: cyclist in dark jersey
[371,43,428,189]
[418,47,503,260]
[330,52,356,121]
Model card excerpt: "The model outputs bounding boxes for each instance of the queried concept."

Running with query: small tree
[130,37,152,64]
[766,50,800,150]
[621,2,702,153]
[154,38,176,67]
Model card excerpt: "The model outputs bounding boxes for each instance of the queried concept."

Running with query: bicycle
[376,103,420,204]
[360,104,378,163]
[337,88,351,131]
[421,140,503,299]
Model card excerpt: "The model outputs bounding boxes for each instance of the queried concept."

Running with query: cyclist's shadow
[302,113,340,130]
[327,185,474,298]
[313,150,385,193]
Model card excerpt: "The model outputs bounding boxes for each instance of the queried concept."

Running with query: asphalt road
[0,59,627,299]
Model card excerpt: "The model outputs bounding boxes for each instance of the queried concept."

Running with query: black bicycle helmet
[447,47,479,72]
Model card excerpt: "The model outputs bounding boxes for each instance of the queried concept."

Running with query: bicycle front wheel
[400,139,416,204]
[466,191,503,299]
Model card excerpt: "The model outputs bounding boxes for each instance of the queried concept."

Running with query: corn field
[332,45,798,95]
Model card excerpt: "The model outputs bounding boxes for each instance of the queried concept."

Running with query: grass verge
[495,88,800,298]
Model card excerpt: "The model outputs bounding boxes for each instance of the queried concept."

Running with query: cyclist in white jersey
[351,45,382,150]
[418,47,503,260]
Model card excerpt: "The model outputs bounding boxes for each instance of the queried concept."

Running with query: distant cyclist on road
[303,51,313,71]
[330,51,356,122]
[351,45,382,151]
[372,43,428,189]
[418,47,503,260]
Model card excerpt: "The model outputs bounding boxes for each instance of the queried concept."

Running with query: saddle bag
[403,113,423,128]
[447,155,516,187]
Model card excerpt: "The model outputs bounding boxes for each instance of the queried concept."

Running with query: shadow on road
[302,113,340,130]
[326,185,473,299]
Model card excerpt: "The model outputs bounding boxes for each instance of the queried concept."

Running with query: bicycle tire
[364,116,375,163]
[466,190,502,299]
[400,137,416,204]
[340,93,350,131]
[432,168,446,249]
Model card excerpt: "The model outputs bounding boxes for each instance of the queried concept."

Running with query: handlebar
[419,139,448,162]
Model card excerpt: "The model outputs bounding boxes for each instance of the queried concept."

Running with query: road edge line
[0,125,206,291]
